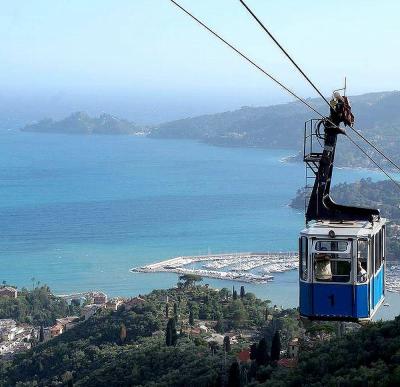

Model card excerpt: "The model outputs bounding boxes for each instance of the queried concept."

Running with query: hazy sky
[1,0,399,123]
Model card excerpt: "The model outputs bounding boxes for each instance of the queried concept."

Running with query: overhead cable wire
[238,0,400,174]
[169,0,328,120]
[238,0,331,108]
[345,134,400,190]
[169,0,400,190]
[348,125,400,173]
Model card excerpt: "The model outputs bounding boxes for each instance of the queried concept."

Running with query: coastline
[15,128,395,174]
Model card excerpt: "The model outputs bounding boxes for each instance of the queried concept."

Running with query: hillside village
[0,285,156,359]
[0,278,358,361]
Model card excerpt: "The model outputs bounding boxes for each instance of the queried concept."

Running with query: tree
[229,300,248,328]
[178,274,203,289]
[250,343,257,360]
[189,307,194,326]
[39,325,44,343]
[165,303,169,318]
[174,302,178,318]
[240,286,245,299]
[119,323,127,345]
[256,338,270,366]
[209,340,219,356]
[215,319,224,333]
[233,289,238,300]
[61,371,74,387]
[228,361,241,387]
[71,299,80,307]
[271,331,281,361]
[166,318,177,346]
[232,286,238,300]
[220,288,229,300]
[223,336,231,353]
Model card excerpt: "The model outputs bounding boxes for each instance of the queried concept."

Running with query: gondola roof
[300,219,386,238]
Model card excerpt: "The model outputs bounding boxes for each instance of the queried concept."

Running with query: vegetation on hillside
[265,316,400,386]
[0,282,299,386]
[0,285,79,326]
[1,281,400,386]
[150,91,400,169]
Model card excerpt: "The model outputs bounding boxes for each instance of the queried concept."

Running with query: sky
[1,0,399,124]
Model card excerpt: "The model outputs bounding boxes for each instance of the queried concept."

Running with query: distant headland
[21,111,149,136]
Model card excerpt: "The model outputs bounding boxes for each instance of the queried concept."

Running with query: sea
[1,130,399,320]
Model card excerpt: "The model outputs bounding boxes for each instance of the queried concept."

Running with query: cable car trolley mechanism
[299,91,386,322]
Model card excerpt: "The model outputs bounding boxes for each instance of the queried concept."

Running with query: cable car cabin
[299,220,386,322]
[300,95,386,322]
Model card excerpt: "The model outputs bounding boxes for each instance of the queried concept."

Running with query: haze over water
[0,130,398,319]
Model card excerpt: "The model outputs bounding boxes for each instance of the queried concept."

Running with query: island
[21,111,149,136]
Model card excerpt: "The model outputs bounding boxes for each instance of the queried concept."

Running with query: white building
[82,304,104,320]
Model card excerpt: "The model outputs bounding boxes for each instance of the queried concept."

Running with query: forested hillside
[0,280,299,386]
[265,316,400,386]
[150,91,400,169]
[2,281,400,386]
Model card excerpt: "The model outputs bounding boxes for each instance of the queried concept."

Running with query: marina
[132,252,298,283]
[133,254,400,293]
[386,263,400,293]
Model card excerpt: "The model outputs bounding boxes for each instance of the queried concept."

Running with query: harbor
[131,252,298,283]
[386,263,400,292]
[133,254,400,293]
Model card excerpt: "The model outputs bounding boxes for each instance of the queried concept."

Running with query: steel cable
[238,0,400,174]
[169,0,400,190]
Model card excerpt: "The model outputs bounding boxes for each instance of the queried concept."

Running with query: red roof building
[237,349,251,363]
[123,296,146,311]
[277,358,298,368]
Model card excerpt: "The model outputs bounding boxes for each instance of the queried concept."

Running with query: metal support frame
[303,116,380,224]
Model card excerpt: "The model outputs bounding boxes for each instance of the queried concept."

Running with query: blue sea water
[0,131,398,319]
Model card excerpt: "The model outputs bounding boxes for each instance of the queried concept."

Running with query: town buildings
[0,286,18,299]
[0,319,36,359]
